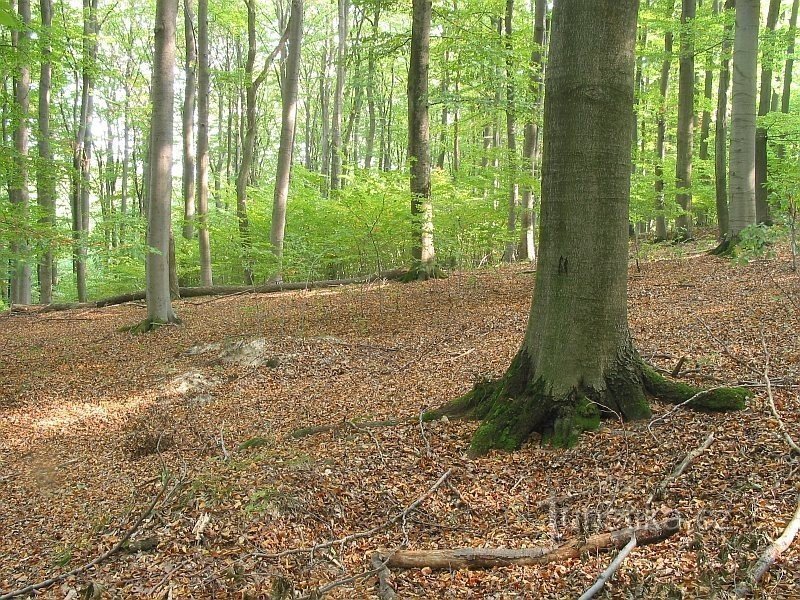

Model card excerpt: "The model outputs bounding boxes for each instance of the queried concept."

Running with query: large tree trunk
[675,0,695,240]
[407,0,436,279]
[270,0,304,282]
[436,0,646,453]
[715,0,734,240]
[182,0,198,240]
[755,0,780,225]
[728,0,759,239]
[145,0,179,326]
[502,0,518,264]
[654,19,674,242]
[330,0,348,191]
[196,0,213,286]
[518,0,545,263]
[9,0,32,305]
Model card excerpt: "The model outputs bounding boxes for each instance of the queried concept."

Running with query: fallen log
[383,517,680,570]
[7,270,408,314]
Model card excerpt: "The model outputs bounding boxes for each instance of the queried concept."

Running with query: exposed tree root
[640,365,749,411]
[401,261,446,282]
[381,517,679,570]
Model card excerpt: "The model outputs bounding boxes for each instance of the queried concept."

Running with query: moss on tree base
[430,355,748,456]
[641,365,749,411]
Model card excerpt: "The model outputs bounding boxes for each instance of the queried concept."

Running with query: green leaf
[0,0,17,27]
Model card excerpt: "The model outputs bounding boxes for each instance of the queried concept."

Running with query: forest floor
[1,237,799,599]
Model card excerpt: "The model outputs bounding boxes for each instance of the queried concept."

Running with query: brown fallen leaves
[0,236,798,598]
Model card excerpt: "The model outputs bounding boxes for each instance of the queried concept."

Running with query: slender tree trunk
[146,0,179,325]
[781,0,799,117]
[37,0,55,304]
[270,0,304,282]
[330,0,348,191]
[182,0,198,240]
[408,0,436,278]
[715,0,734,239]
[655,18,674,242]
[320,40,331,187]
[9,0,32,304]
[675,0,695,239]
[196,0,213,286]
[503,0,518,263]
[699,61,714,160]
[519,0,545,262]
[364,5,380,169]
[728,0,759,238]
[383,66,395,171]
[755,0,780,225]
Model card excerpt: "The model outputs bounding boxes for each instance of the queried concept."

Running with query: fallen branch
[257,469,452,560]
[371,553,398,600]
[759,334,800,455]
[647,431,715,506]
[8,271,409,313]
[0,482,167,599]
[735,497,800,597]
[577,534,638,600]
[382,517,680,570]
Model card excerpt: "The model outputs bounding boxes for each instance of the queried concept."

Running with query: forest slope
[0,242,798,598]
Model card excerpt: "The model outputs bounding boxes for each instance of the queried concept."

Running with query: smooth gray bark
[330,0,348,191]
[729,0,759,238]
[196,0,213,286]
[503,0,518,264]
[408,0,436,276]
[755,0,780,225]
[146,0,179,324]
[9,0,31,304]
[182,0,198,240]
[270,0,304,281]
[654,21,673,241]
[715,0,733,239]
[675,0,695,239]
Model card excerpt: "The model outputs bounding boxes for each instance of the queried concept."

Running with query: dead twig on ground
[759,333,800,455]
[256,469,453,560]
[0,480,170,599]
[647,431,715,506]
[577,534,638,600]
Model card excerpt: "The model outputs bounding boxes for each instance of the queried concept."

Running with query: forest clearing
[1,239,798,599]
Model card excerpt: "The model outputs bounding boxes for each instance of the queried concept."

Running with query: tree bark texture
[729,0,759,238]
[755,0,780,225]
[408,0,436,278]
[9,0,32,305]
[182,0,198,240]
[146,0,179,324]
[270,0,304,281]
[715,0,734,240]
[675,0,695,239]
[37,0,55,304]
[196,0,213,286]
[654,14,674,242]
[330,0,348,191]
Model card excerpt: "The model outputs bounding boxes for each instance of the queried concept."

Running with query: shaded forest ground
[1,238,798,599]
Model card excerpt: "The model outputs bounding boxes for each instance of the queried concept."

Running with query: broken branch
[577,534,638,600]
[382,517,679,570]
[647,431,715,506]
